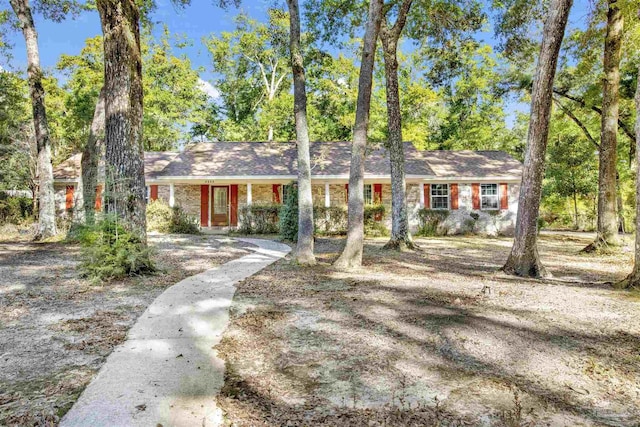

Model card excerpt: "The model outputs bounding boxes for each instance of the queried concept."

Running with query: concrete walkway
[61,238,291,427]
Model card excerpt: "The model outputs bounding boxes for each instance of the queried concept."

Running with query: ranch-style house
[52,141,523,235]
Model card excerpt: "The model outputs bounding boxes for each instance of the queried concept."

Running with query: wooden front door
[211,186,229,226]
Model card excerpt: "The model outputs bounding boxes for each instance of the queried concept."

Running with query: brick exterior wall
[329,184,348,207]
[173,185,201,220]
[311,185,324,207]
[54,180,519,236]
[435,182,519,236]
[54,184,71,219]
[156,185,170,202]
[251,184,276,204]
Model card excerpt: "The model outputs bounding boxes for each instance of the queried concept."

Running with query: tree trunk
[10,0,57,239]
[585,0,623,252]
[502,0,572,278]
[618,56,640,289]
[572,175,579,230]
[334,0,384,269]
[81,87,106,225]
[380,0,414,251]
[97,0,147,243]
[287,0,316,266]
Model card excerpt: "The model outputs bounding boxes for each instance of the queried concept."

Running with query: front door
[211,186,229,226]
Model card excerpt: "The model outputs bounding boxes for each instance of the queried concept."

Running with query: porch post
[419,183,425,208]
[169,183,175,207]
[324,182,330,207]
[247,183,252,205]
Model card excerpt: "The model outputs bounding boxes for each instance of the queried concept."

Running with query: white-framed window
[430,184,449,210]
[145,186,150,203]
[364,184,373,205]
[481,183,499,210]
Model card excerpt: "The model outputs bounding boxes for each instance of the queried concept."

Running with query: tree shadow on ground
[216,234,640,426]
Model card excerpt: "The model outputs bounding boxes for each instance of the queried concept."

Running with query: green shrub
[462,218,476,234]
[240,199,388,237]
[313,206,348,235]
[238,204,280,234]
[146,200,199,234]
[364,204,388,237]
[313,204,386,236]
[416,209,449,236]
[76,216,154,282]
[147,200,173,232]
[364,204,385,223]
[168,205,200,234]
[0,194,33,224]
[279,183,298,241]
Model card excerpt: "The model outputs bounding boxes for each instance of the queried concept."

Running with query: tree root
[581,236,622,254]
[502,254,551,279]
[382,238,420,252]
[294,251,317,266]
[615,273,640,290]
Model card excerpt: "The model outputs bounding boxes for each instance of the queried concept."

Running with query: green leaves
[53,28,208,152]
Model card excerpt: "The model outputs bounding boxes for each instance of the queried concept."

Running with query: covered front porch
[146,179,412,230]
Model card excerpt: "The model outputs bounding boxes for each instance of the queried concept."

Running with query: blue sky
[2,0,594,126]
[2,0,273,77]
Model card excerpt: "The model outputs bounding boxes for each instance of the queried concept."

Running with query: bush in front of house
[238,204,280,234]
[313,206,348,235]
[279,184,298,241]
[146,200,199,234]
[364,204,388,237]
[0,194,33,224]
[240,198,387,237]
[416,209,449,236]
[75,215,154,282]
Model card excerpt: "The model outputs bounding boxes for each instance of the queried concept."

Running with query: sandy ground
[0,233,254,426]
[216,233,640,426]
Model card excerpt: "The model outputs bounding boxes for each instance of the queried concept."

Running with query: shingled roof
[53,152,177,181]
[154,142,437,178]
[53,142,522,182]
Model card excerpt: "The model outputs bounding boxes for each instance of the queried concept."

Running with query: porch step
[201,226,231,235]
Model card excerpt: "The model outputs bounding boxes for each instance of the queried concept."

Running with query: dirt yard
[0,233,254,426]
[216,233,640,426]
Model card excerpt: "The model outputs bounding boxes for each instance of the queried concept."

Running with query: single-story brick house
[52,141,523,235]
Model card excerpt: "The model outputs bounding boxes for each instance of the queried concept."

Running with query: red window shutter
[65,185,74,210]
[272,184,281,204]
[472,183,480,210]
[373,184,382,204]
[424,184,430,209]
[200,185,209,227]
[150,185,158,201]
[95,185,103,211]
[345,184,349,203]
[373,184,383,220]
[500,183,509,210]
[450,184,459,210]
[230,184,239,226]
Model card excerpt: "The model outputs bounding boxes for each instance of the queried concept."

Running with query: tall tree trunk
[97,0,147,242]
[573,190,579,230]
[585,0,623,251]
[287,0,316,266]
[618,55,640,289]
[81,87,106,225]
[10,0,57,239]
[334,0,384,269]
[502,0,572,278]
[380,0,414,251]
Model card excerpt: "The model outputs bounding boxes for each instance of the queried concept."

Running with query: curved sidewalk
[61,238,291,427]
